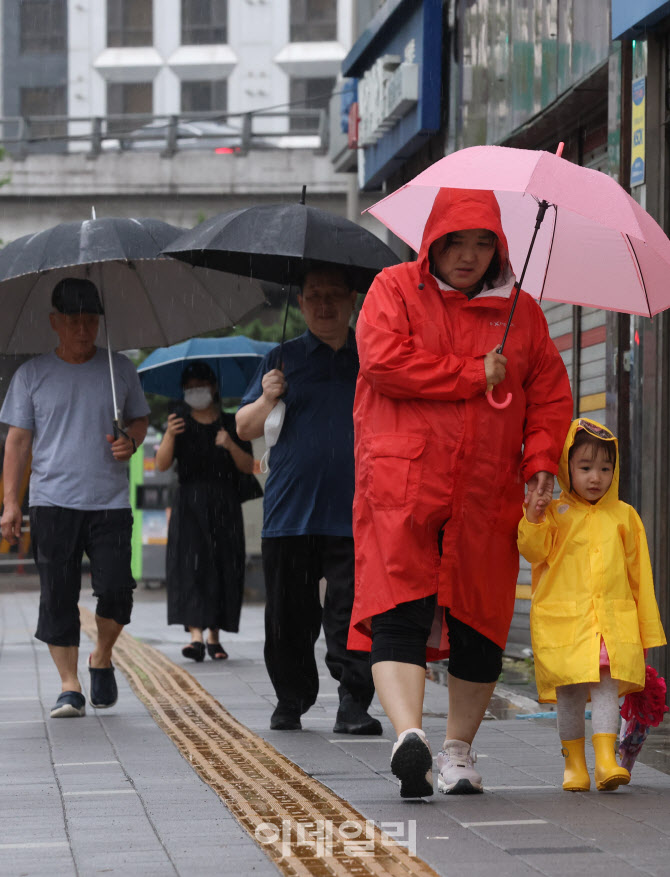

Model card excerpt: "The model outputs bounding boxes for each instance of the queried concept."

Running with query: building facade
[2,0,369,141]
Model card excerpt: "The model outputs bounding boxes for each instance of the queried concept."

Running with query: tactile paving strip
[81,607,439,877]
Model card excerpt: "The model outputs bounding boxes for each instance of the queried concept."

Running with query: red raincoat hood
[417,188,513,282]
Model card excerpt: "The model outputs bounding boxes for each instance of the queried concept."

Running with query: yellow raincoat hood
[557,418,618,506]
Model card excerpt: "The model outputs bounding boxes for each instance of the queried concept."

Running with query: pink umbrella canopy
[366,145,670,318]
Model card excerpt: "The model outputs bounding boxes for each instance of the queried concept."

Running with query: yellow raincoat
[517,418,666,702]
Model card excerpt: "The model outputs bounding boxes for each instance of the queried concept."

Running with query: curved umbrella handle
[486,384,512,410]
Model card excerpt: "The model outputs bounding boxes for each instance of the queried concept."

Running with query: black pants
[262,535,375,714]
[31,506,135,647]
[370,595,503,683]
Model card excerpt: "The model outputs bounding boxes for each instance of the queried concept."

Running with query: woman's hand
[261,369,286,403]
[484,347,507,388]
[215,428,234,450]
[165,413,186,437]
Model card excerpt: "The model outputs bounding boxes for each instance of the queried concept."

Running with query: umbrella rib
[624,234,652,319]
[537,205,558,305]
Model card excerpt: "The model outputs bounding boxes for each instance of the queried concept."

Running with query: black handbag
[237,470,264,503]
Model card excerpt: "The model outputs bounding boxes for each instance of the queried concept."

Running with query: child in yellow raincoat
[518,418,666,792]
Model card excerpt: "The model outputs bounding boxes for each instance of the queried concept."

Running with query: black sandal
[206,642,228,660]
[182,642,206,662]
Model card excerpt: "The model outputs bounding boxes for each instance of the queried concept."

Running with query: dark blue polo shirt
[239,329,358,538]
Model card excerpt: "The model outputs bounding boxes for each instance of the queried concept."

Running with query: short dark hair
[299,261,354,292]
[52,277,104,315]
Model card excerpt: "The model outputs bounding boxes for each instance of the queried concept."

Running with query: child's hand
[524,486,547,524]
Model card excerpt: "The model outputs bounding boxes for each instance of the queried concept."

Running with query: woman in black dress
[155,361,255,661]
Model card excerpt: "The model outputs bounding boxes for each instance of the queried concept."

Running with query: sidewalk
[2,574,670,877]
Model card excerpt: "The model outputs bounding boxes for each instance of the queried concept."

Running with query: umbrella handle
[486,385,512,409]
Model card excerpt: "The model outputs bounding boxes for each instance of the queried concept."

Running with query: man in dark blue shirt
[237,263,380,734]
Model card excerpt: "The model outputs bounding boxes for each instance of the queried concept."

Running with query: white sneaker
[437,739,483,794]
[390,728,433,798]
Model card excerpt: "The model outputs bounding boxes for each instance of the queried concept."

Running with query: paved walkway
[1,575,669,877]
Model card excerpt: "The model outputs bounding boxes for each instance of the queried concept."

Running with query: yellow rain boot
[560,738,590,791]
[592,733,630,791]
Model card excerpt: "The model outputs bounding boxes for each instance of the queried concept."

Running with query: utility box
[130,428,176,587]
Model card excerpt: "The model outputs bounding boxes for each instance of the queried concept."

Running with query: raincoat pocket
[368,433,426,509]
[613,599,642,644]
[531,601,577,647]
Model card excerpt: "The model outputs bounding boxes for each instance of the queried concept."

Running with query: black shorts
[370,595,503,683]
[30,506,136,647]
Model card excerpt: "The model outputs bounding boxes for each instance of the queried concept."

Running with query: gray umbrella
[0,215,266,433]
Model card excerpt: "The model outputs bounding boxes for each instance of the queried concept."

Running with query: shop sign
[341,0,441,190]
[357,44,419,147]
[631,77,646,187]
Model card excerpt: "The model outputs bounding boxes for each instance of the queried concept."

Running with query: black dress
[166,411,250,632]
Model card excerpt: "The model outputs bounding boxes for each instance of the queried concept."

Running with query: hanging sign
[630,76,646,187]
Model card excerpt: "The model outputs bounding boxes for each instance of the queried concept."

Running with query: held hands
[0,500,22,545]
[524,470,555,524]
[106,432,136,462]
[484,347,507,392]
[261,368,286,403]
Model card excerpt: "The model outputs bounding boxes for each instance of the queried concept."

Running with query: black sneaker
[50,690,86,718]
[270,704,302,730]
[333,695,383,735]
[88,657,118,709]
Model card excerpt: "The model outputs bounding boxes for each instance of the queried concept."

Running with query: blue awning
[612,0,670,39]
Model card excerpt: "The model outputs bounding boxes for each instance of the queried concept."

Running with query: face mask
[259,400,286,473]
[184,387,213,410]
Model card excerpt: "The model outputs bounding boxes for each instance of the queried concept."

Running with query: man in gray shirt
[0,278,149,718]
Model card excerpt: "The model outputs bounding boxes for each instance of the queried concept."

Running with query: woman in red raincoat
[350,189,572,798]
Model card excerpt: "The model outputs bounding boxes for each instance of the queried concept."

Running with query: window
[181,0,227,44]
[290,0,337,42]
[181,80,228,114]
[20,86,67,143]
[20,0,67,53]
[107,0,152,47]
[106,82,153,133]
[289,77,334,131]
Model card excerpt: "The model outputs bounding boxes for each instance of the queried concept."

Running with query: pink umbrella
[366,143,670,408]
[367,144,670,319]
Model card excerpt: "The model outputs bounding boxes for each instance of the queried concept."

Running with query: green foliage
[231,305,306,343]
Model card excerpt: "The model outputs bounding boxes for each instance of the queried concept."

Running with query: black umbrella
[0,215,266,435]
[162,189,400,293]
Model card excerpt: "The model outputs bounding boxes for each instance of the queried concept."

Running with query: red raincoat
[349,189,573,657]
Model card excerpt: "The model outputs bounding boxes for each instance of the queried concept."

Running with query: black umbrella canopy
[162,202,401,293]
[0,216,266,354]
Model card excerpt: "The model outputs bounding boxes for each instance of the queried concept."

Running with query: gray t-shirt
[0,348,150,510]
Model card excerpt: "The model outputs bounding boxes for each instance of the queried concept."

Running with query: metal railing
[0,109,329,159]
